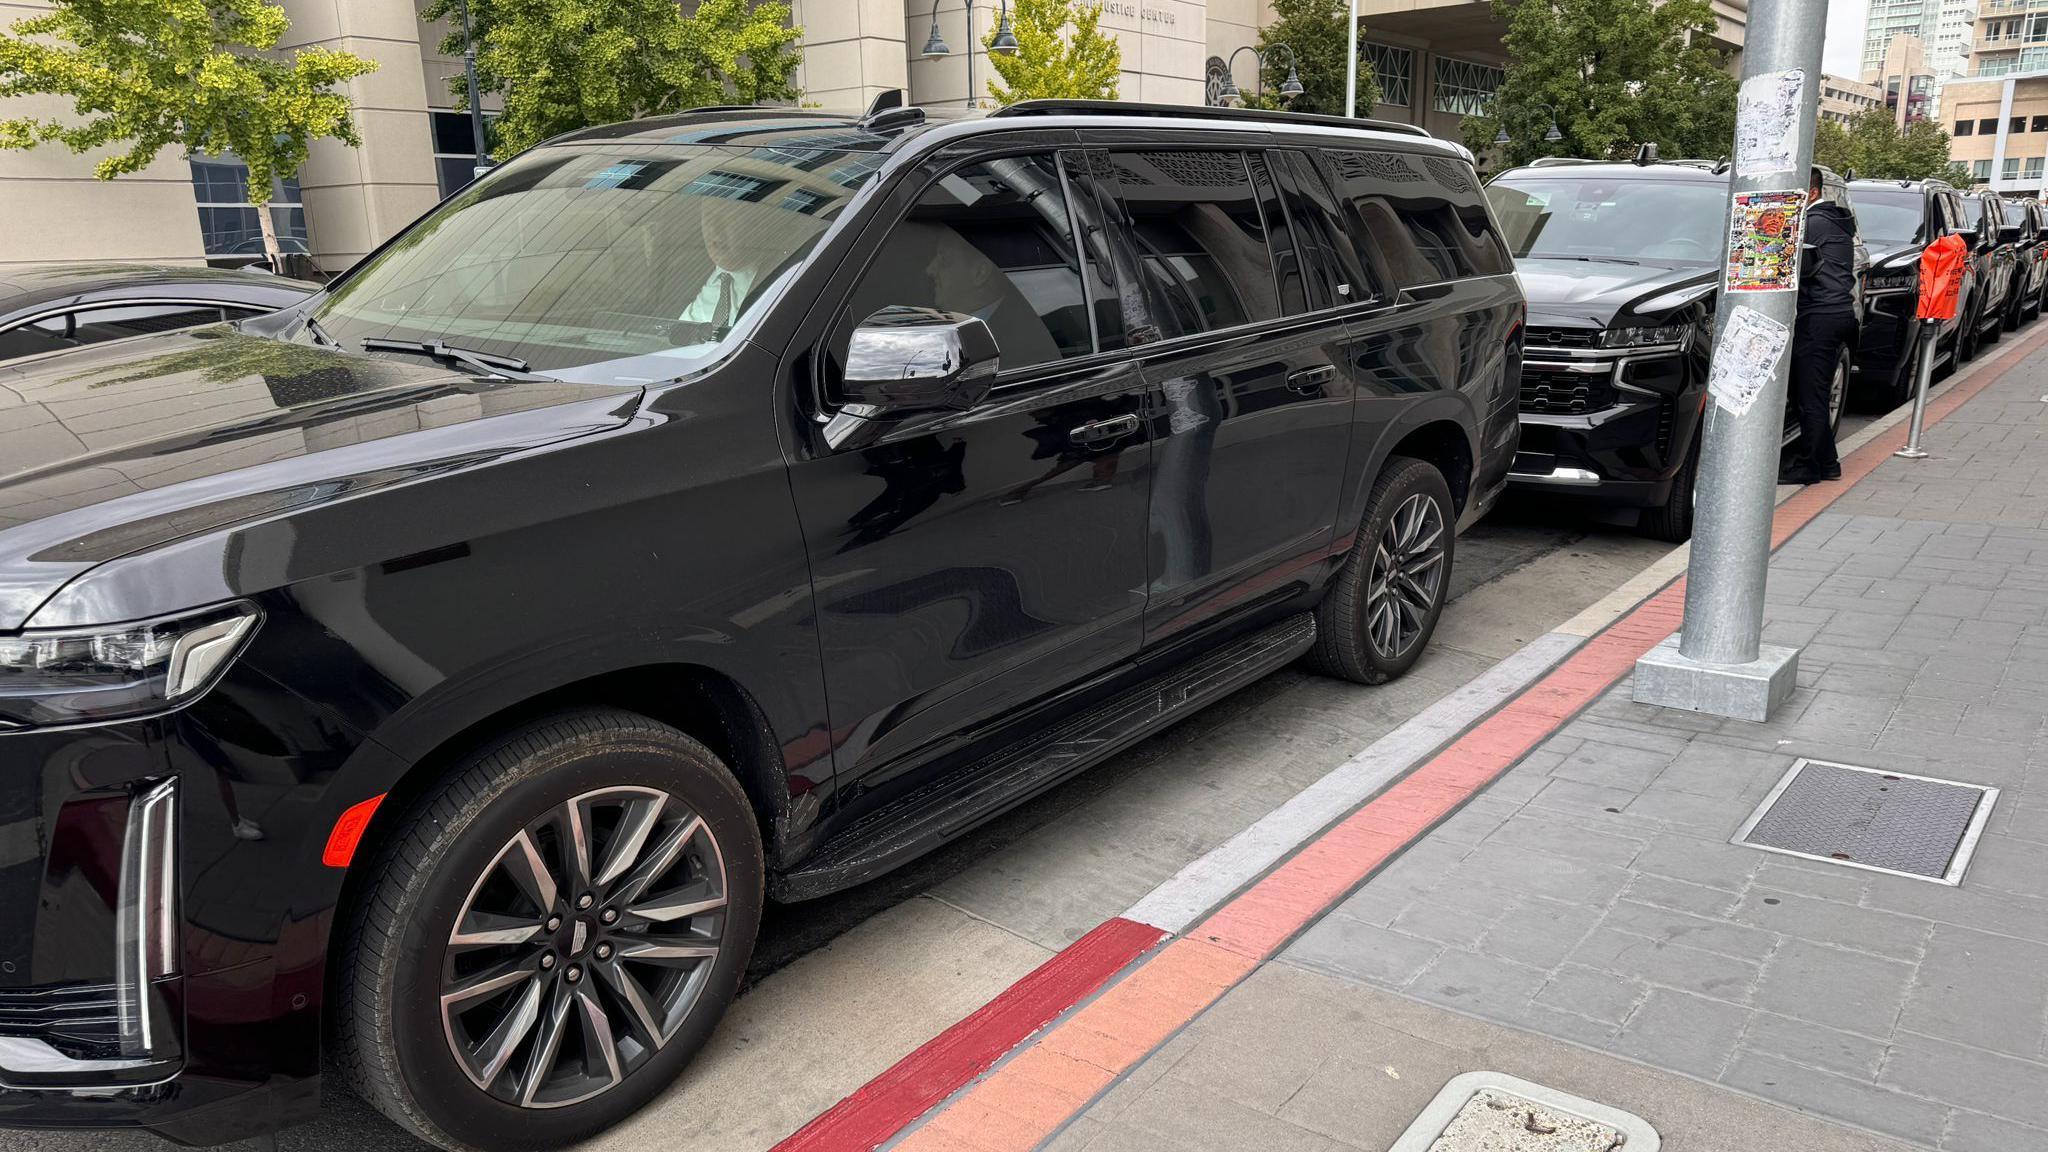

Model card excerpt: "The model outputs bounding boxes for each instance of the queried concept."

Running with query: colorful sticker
[1706,305,1790,417]
[1735,69,1806,174]
[1725,190,1805,293]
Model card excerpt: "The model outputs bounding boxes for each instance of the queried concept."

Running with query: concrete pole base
[1632,634,1800,722]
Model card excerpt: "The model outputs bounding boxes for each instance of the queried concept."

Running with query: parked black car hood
[1516,256,1718,331]
[0,326,641,629]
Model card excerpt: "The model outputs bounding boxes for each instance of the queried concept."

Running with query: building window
[2034,115,2048,131]
[682,170,775,200]
[1364,42,1414,108]
[431,110,498,197]
[2004,157,2022,179]
[1956,119,1974,135]
[2028,156,2045,181]
[189,158,308,262]
[1974,158,1994,180]
[2014,116,2028,133]
[1980,118,2000,134]
[1431,57,1502,116]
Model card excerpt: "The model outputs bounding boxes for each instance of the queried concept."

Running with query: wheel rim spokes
[1365,493,1446,659]
[440,785,728,1109]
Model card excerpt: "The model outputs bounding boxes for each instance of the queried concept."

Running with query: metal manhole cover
[1733,759,1997,885]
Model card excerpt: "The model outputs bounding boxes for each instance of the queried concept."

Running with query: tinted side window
[1246,154,1307,316]
[0,316,73,360]
[1271,149,1370,308]
[845,153,1094,371]
[1323,148,1508,284]
[1105,149,1280,336]
[70,303,227,344]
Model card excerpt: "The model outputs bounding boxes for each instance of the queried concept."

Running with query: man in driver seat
[680,197,769,334]
[1782,166,1855,485]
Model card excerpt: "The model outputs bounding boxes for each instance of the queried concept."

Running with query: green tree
[1249,0,1376,116]
[419,0,802,155]
[0,0,376,265]
[1463,0,1736,167]
[984,0,1120,106]
[1814,108,1972,184]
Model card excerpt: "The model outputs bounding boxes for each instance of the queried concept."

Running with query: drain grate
[1733,759,1997,886]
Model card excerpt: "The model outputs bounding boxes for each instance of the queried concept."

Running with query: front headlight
[1600,325,1689,349]
[0,602,261,729]
[1866,267,1917,294]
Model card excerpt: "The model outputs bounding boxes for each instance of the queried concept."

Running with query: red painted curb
[770,916,1165,1152]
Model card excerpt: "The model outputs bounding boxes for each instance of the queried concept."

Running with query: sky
[1823,0,1872,77]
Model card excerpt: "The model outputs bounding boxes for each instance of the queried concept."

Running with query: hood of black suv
[1515,256,1718,330]
[0,326,641,628]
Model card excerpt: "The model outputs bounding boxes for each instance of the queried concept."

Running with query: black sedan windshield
[312,142,883,382]
[1485,175,1726,264]
[1847,189,1927,247]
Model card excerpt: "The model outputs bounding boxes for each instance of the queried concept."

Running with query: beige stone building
[0,0,1745,278]
[1863,33,1941,125]
[1819,73,1885,124]
[1937,0,2048,192]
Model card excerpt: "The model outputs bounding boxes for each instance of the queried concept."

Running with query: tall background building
[1861,0,1976,110]
[0,0,1748,276]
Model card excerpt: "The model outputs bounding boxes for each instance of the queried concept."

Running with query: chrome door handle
[1287,365,1338,394]
[1068,413,1140,446]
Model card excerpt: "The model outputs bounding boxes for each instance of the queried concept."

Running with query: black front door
[785,149,1152,800]
[1090,146,1353,645]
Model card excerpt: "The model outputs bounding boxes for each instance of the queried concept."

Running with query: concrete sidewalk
[1021,348,2048,1150]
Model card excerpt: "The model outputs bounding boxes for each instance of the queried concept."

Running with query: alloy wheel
[1365,493,1447,660]
[439,787,728,1109]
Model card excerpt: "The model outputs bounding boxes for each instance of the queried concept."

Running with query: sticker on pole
[1735,69,1805,173]
[1725,190,1804,292]
[1707,305,1789,417]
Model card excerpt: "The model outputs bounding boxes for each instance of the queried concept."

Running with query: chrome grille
[1519,367,1617,414]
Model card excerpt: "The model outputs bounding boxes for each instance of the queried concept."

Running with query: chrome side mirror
[842,306,1001,413]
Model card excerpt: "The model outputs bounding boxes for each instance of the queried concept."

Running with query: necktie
[711,271,735,331]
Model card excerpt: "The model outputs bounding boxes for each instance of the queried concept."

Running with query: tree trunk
[256,200,283,271]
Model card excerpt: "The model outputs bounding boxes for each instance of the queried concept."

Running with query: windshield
[312,141,884,382]
[1847,190,1926,246]
[1485,175,1726,264]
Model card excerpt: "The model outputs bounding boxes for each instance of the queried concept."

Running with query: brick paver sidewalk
[1036,351,2048,1151]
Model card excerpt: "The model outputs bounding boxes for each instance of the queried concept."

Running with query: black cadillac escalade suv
[1486,157,1859,541]
[0,101,1520,1150]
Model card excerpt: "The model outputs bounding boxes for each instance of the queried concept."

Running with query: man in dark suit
[1782,167,1858,484]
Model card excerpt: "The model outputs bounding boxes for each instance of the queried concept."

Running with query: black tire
[1304,456,1455,685]
[1959,304,1981,362]
[1638,444,1698,543]
[1862,330,1918,414]
[334,709,763,1152]
[2005,279,2026,331]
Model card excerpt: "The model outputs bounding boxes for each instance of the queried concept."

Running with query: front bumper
[1505,345,1702,506]
[0,662,393,1145]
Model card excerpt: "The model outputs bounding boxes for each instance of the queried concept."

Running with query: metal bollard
[1895,317,1938,460]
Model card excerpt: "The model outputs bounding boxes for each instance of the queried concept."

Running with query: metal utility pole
[457,0,491,178]
[1345,0,1359,118]
[1632,0,1826,722]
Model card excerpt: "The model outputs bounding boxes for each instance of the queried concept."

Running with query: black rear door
[1087,144,1353,646]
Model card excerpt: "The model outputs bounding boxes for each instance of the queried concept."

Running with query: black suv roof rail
[987,98,1434,139]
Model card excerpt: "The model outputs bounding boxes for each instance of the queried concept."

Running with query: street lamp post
[1212,43,1306,108]
[456,0,491,177]
[1344,0,1359,118]
[921,0,1020,108]
[1491,102,1565,150]
[1632,0,1828,722]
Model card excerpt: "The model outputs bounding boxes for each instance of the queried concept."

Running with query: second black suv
[1484,158,1858,541]
[1959,189,2019,359]
[0,101,1521,1150]
[1845,178,1977,409]
[1999,196,2048,330]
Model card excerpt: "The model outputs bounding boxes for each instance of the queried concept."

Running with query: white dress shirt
[679,265,758,326]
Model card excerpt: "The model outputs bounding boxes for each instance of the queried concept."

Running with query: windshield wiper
[1565,254,1642,265]
[359,337,550,381]
[302,315,339,348]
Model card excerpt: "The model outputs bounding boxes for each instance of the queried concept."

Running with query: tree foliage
[1814,109,1973,185]
[1464,0,1737,167]
[420,0,802,155]
[983,0,1120,106]
[0,0,376,257]
[1249,0,1376,116]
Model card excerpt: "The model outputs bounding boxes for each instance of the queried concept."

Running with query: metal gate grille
[1734,759,1997,885]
